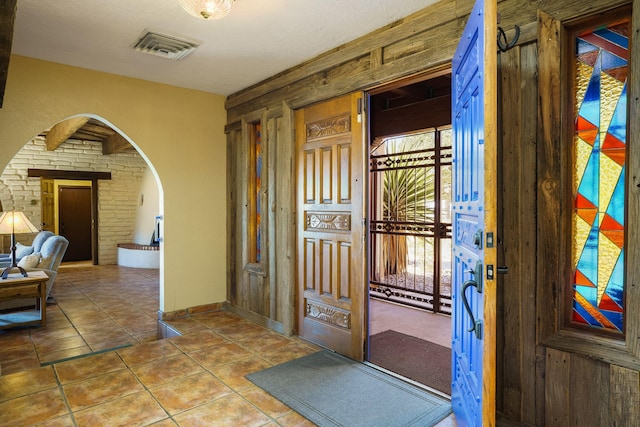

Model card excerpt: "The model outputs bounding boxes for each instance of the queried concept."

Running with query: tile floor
[0,265,456,426]
[0,264,160,376]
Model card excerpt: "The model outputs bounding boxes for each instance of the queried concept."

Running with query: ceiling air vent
[132,29,200,61]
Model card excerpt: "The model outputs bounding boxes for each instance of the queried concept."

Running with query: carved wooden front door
[296,92,366,360]
[450,0,497,425]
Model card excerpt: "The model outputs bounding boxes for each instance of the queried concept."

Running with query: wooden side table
[0,270,49,329]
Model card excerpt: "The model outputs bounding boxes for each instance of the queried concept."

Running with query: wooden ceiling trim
[0,0,17,109]
[45,117,90,151]
[27,168,111,180]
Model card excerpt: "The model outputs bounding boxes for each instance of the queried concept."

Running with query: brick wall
[0,137,148,264]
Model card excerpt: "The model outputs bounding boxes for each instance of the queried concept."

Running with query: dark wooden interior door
[296,92,366,360]
[59,186,92,262]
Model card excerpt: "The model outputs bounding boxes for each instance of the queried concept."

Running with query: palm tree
[378,134,435,277]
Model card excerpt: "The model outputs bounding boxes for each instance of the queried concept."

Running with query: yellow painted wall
[0,55,227,313]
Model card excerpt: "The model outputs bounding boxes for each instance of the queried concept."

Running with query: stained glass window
[571,20,628,333]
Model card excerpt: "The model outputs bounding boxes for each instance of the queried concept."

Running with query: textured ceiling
[11,0,439,96]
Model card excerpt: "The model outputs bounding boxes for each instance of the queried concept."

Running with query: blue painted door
[451,0,497,426]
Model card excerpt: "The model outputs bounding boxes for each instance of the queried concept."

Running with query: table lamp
[0,211,40,279]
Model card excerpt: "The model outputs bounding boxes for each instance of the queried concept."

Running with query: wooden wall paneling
[492,40,539,424]
[275,103,295,335]
[237,120,250,309]
[544,348,571,426]
[518,42,539,426]
[570,355,611,426]
[537,13,564,426]
[225,0,459,111]
[227,128,240,305]
[609,365,640,425]
[266,116,277,319]
[497,43,524,421]
[226,20,467,123]
[536,9,562,342]
[537,0,630,21]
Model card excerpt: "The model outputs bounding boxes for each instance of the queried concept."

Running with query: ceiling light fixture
[179,0,234,20]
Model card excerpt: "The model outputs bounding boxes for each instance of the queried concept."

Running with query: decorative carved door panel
[296,92,366,360]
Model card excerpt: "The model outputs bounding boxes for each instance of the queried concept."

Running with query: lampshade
[0,211,39,235]
[179,0,233,20]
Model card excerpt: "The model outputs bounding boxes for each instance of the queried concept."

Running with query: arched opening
[0,114,165,362]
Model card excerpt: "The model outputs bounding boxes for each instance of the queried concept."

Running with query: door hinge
[357,98,363,123]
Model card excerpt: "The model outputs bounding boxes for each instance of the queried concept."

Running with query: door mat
[369,330,451,395]
[247,350,451,427]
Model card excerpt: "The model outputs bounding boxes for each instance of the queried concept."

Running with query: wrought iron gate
[369,127,452,314]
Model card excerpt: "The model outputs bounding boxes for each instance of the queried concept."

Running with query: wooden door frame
[29,169,110,265]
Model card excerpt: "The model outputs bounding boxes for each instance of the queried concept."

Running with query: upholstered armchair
[0,235,69,312]
[0,231,55,264]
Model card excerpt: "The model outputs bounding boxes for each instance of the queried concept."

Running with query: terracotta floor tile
[275,411,318,427]
[34,334,86,354]
[213,321,268,340]
[149,371,232,415]
[173,393,271,427]
[117,339,181,366]
[63,369,144,411]
[168,329,227,353]
[89,337,136,352]
[0,354,41,376]
[74,318,120,334]
[37,317,73,330]
[131,354,204,388]
[0,342,37,363]
[261,342,320,365]
[33,415,75,426]
[163,317,208,334]
[38,345,93,364]
[189,341,253,369]
[0,366,57,402]
[191,311,243,328]
[127,328,158,343]
[0,388,68,426]
[115,316,158,330]
[237,332,293,354]
[210,356,272,391]
[55,351,126,384]
[65,312,113,325]
[148,419,179,426]
[81,327,132,346]
[240,386,292,419]
[0,329,32,349]
[73,390,168,427]
[31,327,80,344]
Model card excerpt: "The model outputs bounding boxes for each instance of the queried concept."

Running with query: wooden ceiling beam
[102,132,131,155]
[45,117,90,151]
[0,0,17,109]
